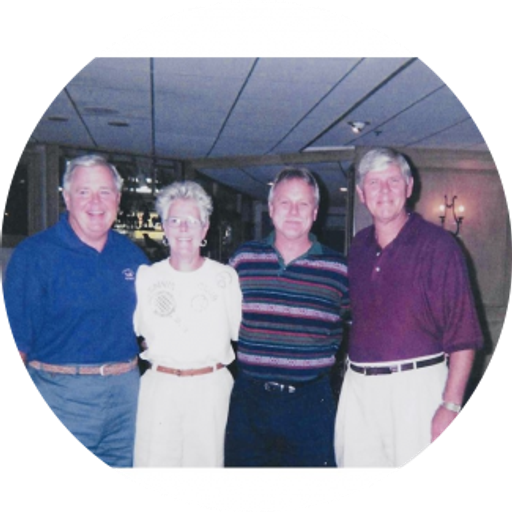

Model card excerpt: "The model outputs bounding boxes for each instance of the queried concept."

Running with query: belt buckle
[99,364,107,376]
[264,381,296,393]
[264,381,281,392]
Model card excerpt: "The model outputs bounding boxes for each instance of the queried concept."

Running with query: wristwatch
[441,401,462,413]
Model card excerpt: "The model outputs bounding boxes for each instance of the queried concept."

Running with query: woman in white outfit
[133,181,242,467]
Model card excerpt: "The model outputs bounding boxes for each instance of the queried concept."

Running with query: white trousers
[334,356,448,467]
[134,367,233,467]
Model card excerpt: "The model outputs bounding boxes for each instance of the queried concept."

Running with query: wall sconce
[439,195,465,236]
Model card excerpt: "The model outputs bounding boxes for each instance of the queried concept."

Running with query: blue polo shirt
[3,213,149,365]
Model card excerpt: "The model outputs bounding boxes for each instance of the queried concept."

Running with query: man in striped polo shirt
[224,167,349,467]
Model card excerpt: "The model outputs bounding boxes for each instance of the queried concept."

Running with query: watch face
[442,401,462,413]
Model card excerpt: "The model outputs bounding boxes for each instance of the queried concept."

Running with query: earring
[200,239,207,247]
[162,236,168,247]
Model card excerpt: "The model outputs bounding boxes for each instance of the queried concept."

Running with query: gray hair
[156,181,213,224]
[268,166,320,207]
[63,154,124,192]
[356,147,412,186]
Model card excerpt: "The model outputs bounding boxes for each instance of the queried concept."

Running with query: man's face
[356,163,413,224]
[268,178,318,243]
[63,165,120,250]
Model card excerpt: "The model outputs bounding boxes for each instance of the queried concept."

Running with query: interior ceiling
[28,57,488,207]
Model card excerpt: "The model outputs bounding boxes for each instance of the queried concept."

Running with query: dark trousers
[224,373,336,467]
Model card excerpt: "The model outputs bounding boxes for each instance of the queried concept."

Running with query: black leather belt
[245,372,327,394]
[349,354,445,376]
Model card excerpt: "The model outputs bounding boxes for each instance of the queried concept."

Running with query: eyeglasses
[165,216,203,229]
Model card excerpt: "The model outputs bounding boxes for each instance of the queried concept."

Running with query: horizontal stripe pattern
[243,302,341,322]
[238,351,335,369]
[230,238,349,381]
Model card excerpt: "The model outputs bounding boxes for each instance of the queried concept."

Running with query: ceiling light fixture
[108,121,130,127]
[348,121,370,134]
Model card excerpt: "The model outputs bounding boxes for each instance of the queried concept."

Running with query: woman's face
[163,199,209,259]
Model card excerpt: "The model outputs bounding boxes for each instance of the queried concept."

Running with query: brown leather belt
[349,354,445,376]
[29,357,138,376]
[153,362,225,377]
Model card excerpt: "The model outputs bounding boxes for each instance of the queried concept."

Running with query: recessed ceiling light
[108,121,130,127]
[339,187,348,192]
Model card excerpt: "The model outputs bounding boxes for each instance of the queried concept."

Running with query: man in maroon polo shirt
[334,147,483,467]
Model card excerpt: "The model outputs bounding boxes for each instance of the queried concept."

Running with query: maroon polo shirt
[348,212,483,363]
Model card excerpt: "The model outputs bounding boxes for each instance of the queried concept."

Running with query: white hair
[357,148,412,185]
[63,154,123,192]
[156,181,213,224]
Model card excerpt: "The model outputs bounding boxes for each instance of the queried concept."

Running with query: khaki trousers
[334,355,448,467]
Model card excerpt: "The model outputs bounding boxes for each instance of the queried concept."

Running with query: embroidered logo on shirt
[216,270,233,289]
[191,294,209,313]
[122,268,136,281]
[150,290,176,317]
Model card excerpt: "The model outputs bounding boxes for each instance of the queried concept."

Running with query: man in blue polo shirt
[4,154,149,467]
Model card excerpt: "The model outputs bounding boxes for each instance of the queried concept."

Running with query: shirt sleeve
[133,264,149,338]
[429,235,483,353]
[339,258,351,322]
[3,242,44,356]
[225,266,242,341]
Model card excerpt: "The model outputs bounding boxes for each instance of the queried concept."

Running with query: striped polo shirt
[229,232,350,382]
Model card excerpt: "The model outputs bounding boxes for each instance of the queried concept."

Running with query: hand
[19,351,27,364]
[431,405,458,442]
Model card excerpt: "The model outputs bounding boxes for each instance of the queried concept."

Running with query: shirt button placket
[373,250,382,278]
